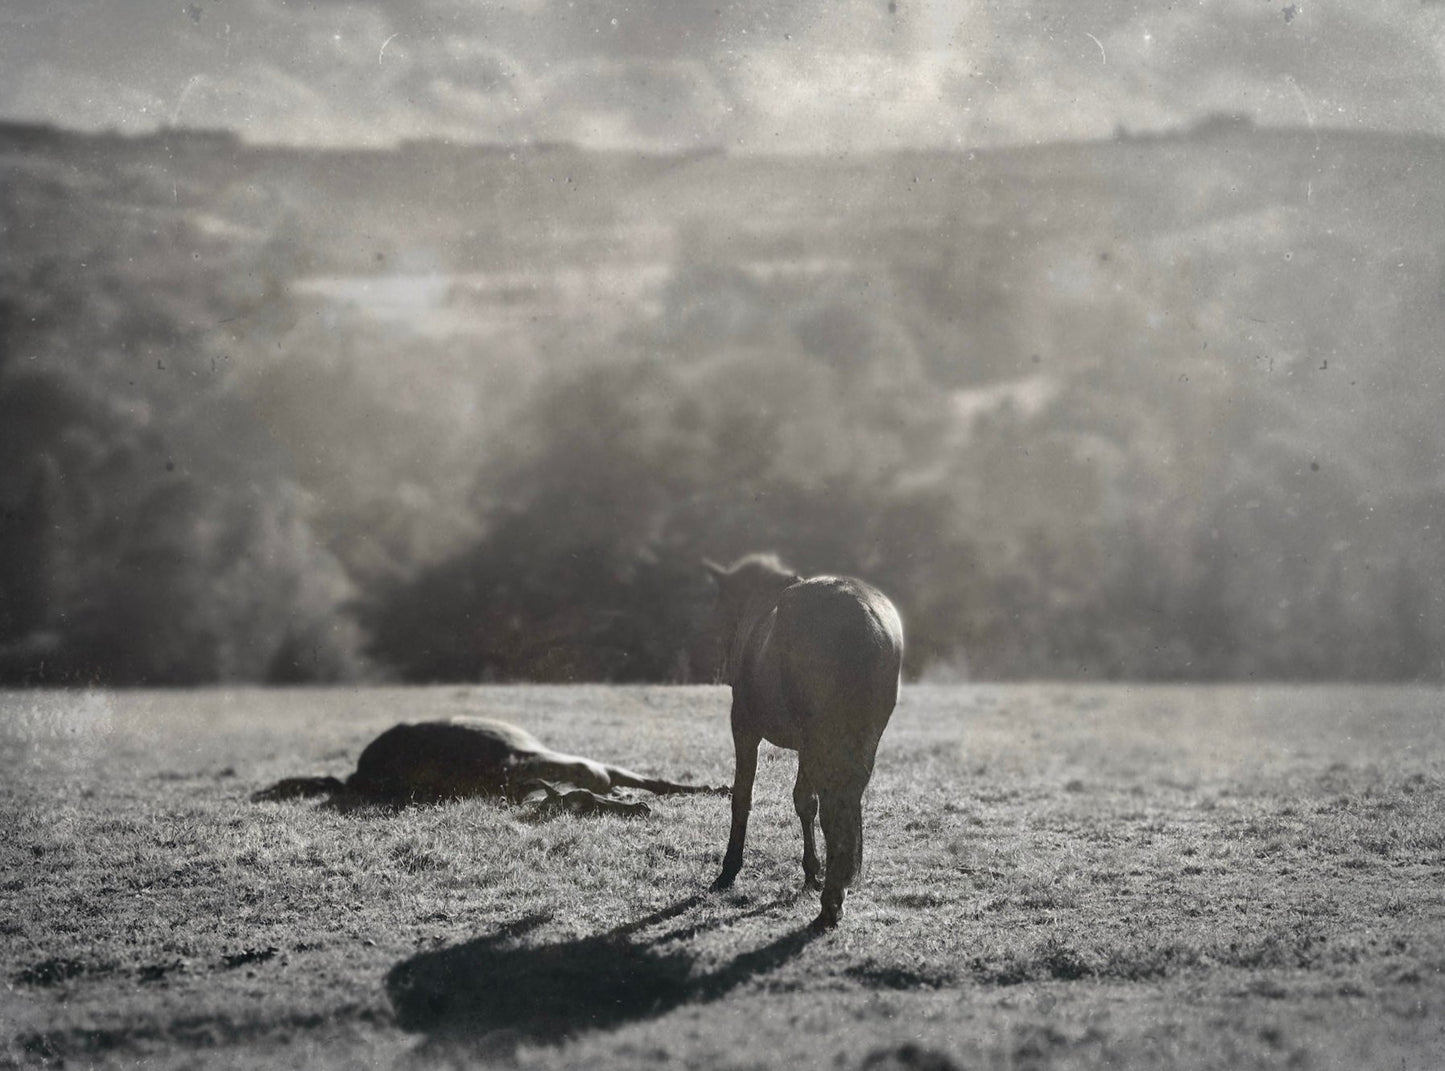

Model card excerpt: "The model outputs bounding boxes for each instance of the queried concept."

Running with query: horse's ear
[702,558,729,584]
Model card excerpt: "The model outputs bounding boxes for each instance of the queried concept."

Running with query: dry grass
[3,684,1444,1070]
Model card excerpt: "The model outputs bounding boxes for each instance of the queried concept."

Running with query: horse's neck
[727,590,784,686]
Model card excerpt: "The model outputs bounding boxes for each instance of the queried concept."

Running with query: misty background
[1,1,1444,685]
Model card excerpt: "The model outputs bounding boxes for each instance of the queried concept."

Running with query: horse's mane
[728,552,799,581]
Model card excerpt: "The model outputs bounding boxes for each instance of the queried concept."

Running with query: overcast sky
[2,0,1443,151]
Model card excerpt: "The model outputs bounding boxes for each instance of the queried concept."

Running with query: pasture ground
[2,684,1444,1070]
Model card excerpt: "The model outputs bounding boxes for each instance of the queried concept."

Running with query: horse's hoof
[802,876,823,893]
[710,872,738,892]
[808,911,839,933]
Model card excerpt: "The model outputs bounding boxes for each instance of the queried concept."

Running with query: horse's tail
[251,776,346,802]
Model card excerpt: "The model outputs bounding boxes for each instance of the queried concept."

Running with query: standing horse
[705,554,904,929]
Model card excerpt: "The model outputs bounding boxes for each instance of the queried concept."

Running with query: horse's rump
[773,577,904,719]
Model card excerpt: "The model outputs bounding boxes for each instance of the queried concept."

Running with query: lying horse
[252,717,726,817]
[705,554,904,929]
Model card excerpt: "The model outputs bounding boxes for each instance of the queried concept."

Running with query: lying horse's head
[703,553,800,684]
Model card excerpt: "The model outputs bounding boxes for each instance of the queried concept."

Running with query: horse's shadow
[385,893,817,1048]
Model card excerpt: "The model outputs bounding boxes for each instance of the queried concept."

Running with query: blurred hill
[2,118,1442,683]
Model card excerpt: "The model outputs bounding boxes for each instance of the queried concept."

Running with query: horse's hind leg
[793,763,822,891]
[251,776,346,803]
[815,781,865,930]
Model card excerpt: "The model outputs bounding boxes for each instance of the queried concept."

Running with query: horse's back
[445,717,546,753]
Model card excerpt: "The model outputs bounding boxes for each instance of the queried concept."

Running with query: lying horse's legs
[793,763,822,891]
[522,781,652,818]
[712,731,760,890]
[815,782,865,930]
[600,764,729,796]
[518,749,726,797]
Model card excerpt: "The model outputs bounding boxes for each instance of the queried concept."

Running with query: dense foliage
[3,123,1443,683]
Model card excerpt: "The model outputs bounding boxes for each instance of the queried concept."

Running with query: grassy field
[2,684,1444,1070]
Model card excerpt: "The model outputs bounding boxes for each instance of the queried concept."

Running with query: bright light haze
[3,0,1443,150]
